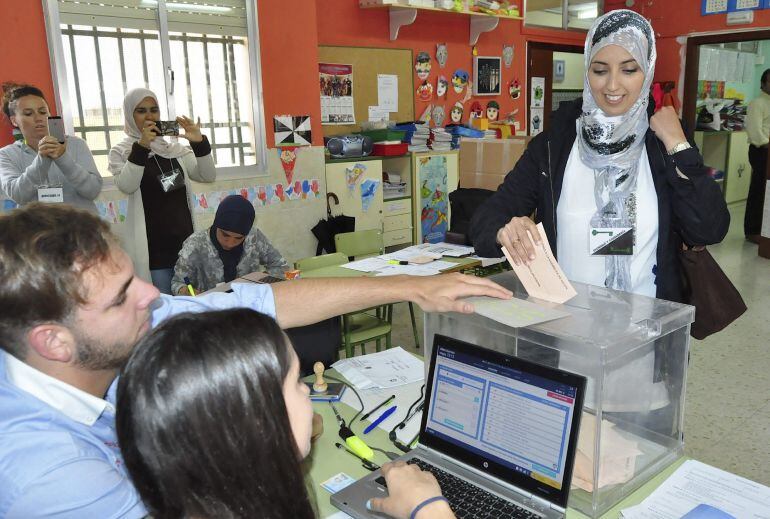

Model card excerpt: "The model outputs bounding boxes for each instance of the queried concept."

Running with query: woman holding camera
[0,82,102,212]
[108,88,216,293]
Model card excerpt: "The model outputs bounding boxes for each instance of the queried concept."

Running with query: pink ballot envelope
[501,222,577,304]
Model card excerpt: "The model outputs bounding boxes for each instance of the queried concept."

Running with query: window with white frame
[526,0,602,30]
[44,0,267,177]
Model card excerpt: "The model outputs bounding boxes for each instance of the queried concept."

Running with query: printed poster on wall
[320,63,355,125]
[530,76,545,108]
[417,155,449,244]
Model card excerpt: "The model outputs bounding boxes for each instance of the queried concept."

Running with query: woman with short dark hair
[116,309,454,519]
[0,82,102,211]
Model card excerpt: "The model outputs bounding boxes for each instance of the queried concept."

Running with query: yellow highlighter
[183,276,196,297]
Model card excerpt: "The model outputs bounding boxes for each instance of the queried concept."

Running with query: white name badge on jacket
[589,226,634,256]
[38,185,64,203]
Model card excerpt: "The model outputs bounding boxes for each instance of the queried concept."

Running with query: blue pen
[363,405,397,435]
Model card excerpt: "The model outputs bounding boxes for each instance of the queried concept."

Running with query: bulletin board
[318,46,415,137]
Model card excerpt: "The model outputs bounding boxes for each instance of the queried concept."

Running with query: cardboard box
[458,137,531,190]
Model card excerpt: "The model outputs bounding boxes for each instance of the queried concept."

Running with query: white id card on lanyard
[37,185,64,203]
[589,226,634,256]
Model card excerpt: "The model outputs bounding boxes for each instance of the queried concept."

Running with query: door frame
[682,29,770,130]
[526,41,584,135]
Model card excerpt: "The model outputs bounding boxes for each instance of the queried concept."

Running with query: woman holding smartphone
[0,82,102,212]
[108,88,216,293]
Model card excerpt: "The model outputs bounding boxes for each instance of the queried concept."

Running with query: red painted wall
[606,0,770,83]
[0,2,56,147]
[315,0,585,130]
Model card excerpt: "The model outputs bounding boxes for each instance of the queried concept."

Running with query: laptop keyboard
[375,457,543,519]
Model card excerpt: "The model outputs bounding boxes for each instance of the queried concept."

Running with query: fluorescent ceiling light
[141,0,232,13]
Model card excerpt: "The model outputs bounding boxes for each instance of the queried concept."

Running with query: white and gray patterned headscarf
[577,9,656,292]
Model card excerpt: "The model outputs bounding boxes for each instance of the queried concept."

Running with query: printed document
[620,460,770,519]
[502,222,577,304]
[332,347,424,390]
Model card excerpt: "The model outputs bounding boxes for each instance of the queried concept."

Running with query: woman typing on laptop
[116,309,455,519]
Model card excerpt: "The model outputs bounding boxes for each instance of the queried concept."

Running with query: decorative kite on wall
[273,115,312,146]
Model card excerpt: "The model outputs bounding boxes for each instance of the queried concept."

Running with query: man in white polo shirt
[0,203,511,518]
[745,68,770,244]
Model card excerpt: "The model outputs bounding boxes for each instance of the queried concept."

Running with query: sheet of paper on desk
[422,242,475,257]
[502,222,577,304]
[332,347,424,390]
[374,260,457,277]
[619,460,770,519]
[341,380,423,443]
[341,257,389,272]
[465,296,570,328]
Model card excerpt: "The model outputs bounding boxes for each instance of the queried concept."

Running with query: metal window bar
[66,26,87,140]
[226,38,244,165]
[92,27,112,151]
[60,26,251,167]
[202,37,217,159]
[222,40,235,164]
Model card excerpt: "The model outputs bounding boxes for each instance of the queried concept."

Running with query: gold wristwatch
[667,142,691,155]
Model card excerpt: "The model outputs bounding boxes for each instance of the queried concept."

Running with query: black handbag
[679,245,747,340]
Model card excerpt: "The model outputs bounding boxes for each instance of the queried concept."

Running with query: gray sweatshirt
[172,227,289,295]
[0,136,103,212]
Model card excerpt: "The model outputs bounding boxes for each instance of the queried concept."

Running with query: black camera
[156,120,179,136]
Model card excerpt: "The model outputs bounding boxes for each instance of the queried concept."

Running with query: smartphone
[47,116,65,144]
[156,120,180,136]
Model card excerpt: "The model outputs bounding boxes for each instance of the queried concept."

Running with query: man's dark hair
[761,69,770,87]
[0,203,114,358]
[1,82,46,120]
[116,309,316,519]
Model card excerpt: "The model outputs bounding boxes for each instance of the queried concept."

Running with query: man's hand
[496,216,541,266]
[311,412,323,442]
[406,272,512,314]
[367,462,454,519]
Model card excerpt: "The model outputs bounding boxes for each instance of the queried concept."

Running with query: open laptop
[331,334,586,519]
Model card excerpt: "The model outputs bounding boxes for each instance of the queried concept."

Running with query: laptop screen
[420,334,586,508]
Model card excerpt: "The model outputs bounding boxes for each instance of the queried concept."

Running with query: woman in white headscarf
[471,10,728,302]
[108,88,216,293]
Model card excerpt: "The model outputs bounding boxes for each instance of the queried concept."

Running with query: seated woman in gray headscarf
[172,194,288,295]
[470,9,728,303]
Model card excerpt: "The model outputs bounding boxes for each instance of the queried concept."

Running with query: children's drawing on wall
[417,155,448,243]
[416,80,433,101]
[360,178,380,212]
[274,115,312,146]
[415,51,432,80]
[278,146,298,185]
[436,43,448,68]
[345,163,367,192]
[319,63,355,124]
[509,78,522,100]
[530,108,544,136]
[531,76,545,108]
[193,180,321,213]
[95,199,128,224]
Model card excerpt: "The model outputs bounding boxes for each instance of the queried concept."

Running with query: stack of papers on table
[340,380,425,444]
[620,460,770,519]
[332,347,424,390]
[341,256,456,276]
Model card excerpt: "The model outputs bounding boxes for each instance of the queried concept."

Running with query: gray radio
[325,134,373,159]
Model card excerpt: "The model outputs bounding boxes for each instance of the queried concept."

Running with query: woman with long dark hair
[116,309,453,519]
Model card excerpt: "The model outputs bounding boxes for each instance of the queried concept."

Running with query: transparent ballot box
[424,272,694,518]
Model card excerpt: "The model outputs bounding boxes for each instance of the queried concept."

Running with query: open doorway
[526,42,583,136]
[682,31,770,207]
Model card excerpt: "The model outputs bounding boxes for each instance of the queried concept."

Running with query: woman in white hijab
[471,9,728,303]
[108,88,216,293]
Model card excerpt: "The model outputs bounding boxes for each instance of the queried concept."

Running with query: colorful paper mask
[450,102,463,124]
[436,76,448,99]
[486,101,500,122]
[432,105,445,126]
[509,79,521,100]
[417,80,434,101]
[436,43,448,68]
[469,101,483,119]
[451,69,469,93]
[502,45,514,68]
[415,51,432,81]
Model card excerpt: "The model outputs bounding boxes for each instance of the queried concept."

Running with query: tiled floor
[389,202,770,486]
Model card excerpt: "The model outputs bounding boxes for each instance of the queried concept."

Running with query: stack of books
[429,127,453,151]
[444,124,484,150]
[406,124,430,152]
